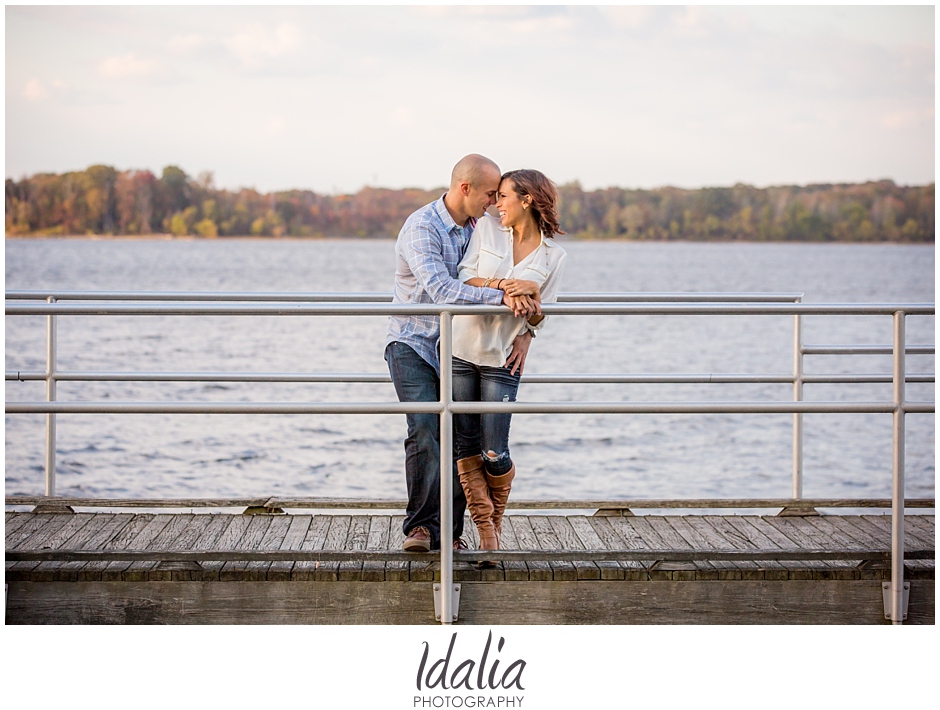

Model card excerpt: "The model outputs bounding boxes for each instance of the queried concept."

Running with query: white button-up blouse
[453,213,567,367]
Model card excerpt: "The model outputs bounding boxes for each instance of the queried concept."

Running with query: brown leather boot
[457,455,498,553]
[486,463,515,546]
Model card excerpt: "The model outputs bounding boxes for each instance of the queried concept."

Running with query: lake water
[4,238,935,502]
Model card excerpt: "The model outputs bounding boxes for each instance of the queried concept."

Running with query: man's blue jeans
[452,356,521,477]
[385,342,466,549]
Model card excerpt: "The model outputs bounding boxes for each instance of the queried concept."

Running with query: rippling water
[5,238,935,501]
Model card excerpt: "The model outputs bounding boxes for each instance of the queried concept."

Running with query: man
[385,154,539,552]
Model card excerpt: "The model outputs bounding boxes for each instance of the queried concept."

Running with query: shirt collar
[436,194,475,233]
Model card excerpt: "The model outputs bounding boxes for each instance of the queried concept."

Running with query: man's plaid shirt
[386,195,503,374]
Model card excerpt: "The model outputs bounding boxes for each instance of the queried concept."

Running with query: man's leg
[385,342,465,549]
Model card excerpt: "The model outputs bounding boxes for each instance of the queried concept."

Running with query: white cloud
[602,6,655,30]
[881,108,935,129]
[223,22,301,68]
[167,34,207,53]
[23,79,49,100]
[99,53,157,78]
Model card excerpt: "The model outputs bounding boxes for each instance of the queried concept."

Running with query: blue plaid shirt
[387,195,504,374]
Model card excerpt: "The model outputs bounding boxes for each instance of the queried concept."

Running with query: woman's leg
[451,358,497,553]
[478,365,521,542]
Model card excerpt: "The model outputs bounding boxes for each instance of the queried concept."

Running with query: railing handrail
[5,290,934,624]
[5,289,806,303]
[4,301,936,316]
[5,496,935,510]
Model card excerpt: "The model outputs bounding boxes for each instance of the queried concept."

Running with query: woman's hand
[505,330,533,375]
[501,279,541,300]
[503,293,540,318]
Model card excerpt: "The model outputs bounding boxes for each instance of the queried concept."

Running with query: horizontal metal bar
[803,345,935,355]
[5,302,935,317]
[5,290,805,303]
[5,400,917,415]
[6,370,935,385]
[6,371,393,383]
[7,496,934,510]
[5,548,934,563]
[5,402,443,415]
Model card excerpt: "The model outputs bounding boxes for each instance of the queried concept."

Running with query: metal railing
[5,290,936,624]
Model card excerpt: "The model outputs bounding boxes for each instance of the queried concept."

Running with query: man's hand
[503,292,541,318]
[505,330,533,375]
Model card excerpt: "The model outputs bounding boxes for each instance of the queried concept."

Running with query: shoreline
[5,234,935,245]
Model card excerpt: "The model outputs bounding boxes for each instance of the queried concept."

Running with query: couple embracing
[385,154,567,561]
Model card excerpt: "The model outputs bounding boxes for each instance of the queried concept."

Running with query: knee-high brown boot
[457,455,498,551]
[486,463,515,545]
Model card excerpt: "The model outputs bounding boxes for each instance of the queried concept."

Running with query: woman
[451,169,567,556]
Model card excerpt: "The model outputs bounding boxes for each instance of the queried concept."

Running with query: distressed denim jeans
[385,342,466,549]
[452,356,521,476]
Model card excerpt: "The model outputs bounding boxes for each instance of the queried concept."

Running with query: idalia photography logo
[414,630,526,708]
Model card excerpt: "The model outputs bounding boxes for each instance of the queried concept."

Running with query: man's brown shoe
[453,537,469,551]
[403,526,431,552]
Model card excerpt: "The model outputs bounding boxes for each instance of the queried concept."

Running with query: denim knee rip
[482,449,513,477]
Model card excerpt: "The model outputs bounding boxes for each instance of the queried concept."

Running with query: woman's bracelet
[482,277,494,288]
[497,279,504,290]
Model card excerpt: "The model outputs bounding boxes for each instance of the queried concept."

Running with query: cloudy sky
[5,4,935,194]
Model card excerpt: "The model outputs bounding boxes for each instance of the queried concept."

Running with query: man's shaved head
[451,154,501,189]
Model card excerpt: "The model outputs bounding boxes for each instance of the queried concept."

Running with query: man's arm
[401,223,503,306]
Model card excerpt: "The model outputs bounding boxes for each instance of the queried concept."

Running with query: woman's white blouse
[453,213,567,367]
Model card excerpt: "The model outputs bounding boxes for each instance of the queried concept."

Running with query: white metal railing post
[45,296,58,497]
[890,310,906,623]
[792,296,804,499]
[439,310,455,625]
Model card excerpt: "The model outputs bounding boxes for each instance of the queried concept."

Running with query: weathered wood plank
[716,516,791,580]
[219,515,272,581]
[56,514,138,581]
[587,516,648,580]
[509,516,551,581]
[196,515,251,580]
[130,514,197,581]
[731,517,814,580]
[762,517,857,580]
[291,516,332,581]
[529,516,576,581]
[647,516,721,580]
[497,515,529,581]
[338,515,370,581]
[663,517,728,580]
[173,514,233,581]
[696,516,769,580]
[7,512,68,550]
[626,516,686,580]
[100,514,170,580]
[547,516,599,580]
[361,515,390,582]
[8,579,933,625]
[905,515,935,542]
[314,516,350,582]
[568,516,623,580]
[267,515,312,581]
[243,515,293,580]
[29,514,101,581]
[8,514,78,573]
[35,514,113,581]
[3,513,48,547]
[384,515,408,582]
[860,515,933,549]
[4,512,35,537]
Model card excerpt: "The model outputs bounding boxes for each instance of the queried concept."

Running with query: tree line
[5,165,934,242]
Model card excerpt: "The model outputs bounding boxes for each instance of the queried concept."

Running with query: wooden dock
[5,510,934,624]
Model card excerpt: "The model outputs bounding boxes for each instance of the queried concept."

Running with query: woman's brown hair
[501,169,566,238]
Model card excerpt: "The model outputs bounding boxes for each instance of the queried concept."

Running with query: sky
[4,4,935,194]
